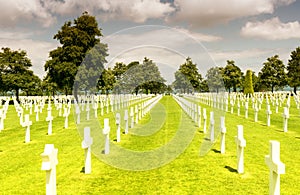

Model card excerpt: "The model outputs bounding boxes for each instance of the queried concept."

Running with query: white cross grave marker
[265,140,285,195]
[254,103,259,122]
[245,101,249,119]
[63,107,69,129]
[75,105,80,124]
[282,107,289,132]
[124,110,129,134]
[41,144,58,195]
[116,113,121,142]
[235,125,246,174]
[198,105,202,128]
[22,114,32,143]
[220,116,226,154]
[35,104,39,121]
[46,109,53,135]
[130,107,134,128]
[103,118,110,154]
[81,127,93,174]
[203,108,207,134]
[209,111,214,142]
[266,105,272,127]
[0,109,5,131]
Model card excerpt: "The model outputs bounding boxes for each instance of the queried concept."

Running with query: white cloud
[168,0,296,27]
[241,17,300,40]
[0,0,55,28]
[43,0,175,23]
[174,28,222,42]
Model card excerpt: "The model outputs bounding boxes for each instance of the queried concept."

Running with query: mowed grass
[0,95,299,194]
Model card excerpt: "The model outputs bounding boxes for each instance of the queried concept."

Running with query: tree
[244,70,254,95]
[206,67,224,93]
[0,47,38,101]
[172,57,202,93]
[113,62,128,80]
[222,60,242,92]
[259,55,287,92]
[252,72,260,92]
[74,43,108,94]
[44,12,107,95]
[287,47,300,94]
[173,71,193,93]
[98,68,116,94]
[115,58,166,94]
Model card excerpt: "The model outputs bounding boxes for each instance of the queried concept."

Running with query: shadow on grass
[224,165,237,173]
[296,137,300,140]
[80,167,85,173]
[212,149,220,153]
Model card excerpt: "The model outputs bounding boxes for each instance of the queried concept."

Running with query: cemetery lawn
[0,95,300,194]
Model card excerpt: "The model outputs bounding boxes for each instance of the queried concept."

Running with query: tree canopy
[259,55,287,92]
[113,58,166,94]
[206,67,224,93]
[222,60,243,92]
[44,11,107,95]
[0,47,41,101]
[244,69,254,95]
[172,57,202,93]
[287,47,300,94]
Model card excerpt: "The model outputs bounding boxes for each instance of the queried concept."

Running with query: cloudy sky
[0,0,300,83]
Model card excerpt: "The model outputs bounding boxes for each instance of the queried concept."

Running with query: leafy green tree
[74,43,108,94]
[222,60,242,92]
[287,47,300,94]
[244,70,254,95]
[173,57,202,93]
[98,68,116,94]
[206,67,224,93]
[113,62,128,80]
[45,12,107,95]
[0,47,38,101]
[115,58,166,94]
[259,55,287,92]
[173,71,193,93]
[252,72,260,92]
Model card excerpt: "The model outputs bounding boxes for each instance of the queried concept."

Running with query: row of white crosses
[196,91,294,133]
[177,93,286,195]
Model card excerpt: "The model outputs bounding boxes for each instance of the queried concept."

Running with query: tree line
[173,52,300,94]
[1,12,300,101]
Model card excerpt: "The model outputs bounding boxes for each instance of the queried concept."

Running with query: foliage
[44,12,107,95]
[172,57,202,93]
[222,60,243,92]
[0,47,41,100]
[259,55,287,92]
[287,47,300,94]
[114,58,166,94]
[98,68,116,94]
[251,72,260,92]
[74,43,108,94]
[244,69,254,95]
[205,67,224,92]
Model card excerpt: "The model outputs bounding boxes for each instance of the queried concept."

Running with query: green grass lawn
[0,95,299,194]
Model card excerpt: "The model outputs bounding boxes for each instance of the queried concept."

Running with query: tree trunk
[16,88,19,103]
[294,86,297,95]
[271,85,274,93]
